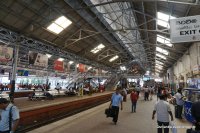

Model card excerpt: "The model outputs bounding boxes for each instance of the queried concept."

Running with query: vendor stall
[183,88,200,123]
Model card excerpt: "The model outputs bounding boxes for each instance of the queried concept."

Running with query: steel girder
[83,0,200,7]
[83,1,146,70]
[0,26,112,71]
[64,0,134,61]
[98,49,120,61]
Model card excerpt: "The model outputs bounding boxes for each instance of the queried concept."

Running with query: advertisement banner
[79,64,85,72]
[28,51,48,67]
[170,15,200,43]
[54,60,64,72]
[184,101,194,123]
[17,70,29,76]
[193,65,200,75]
[0,46,13,62]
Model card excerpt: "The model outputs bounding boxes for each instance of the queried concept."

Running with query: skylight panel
[91,44,105,54]
[157,20,169,28]
[47,23,63,34]
[58,58,64,61]
[155,69,161,72]
[47,16,72,34]
[46,54,52,58]
[157,35,173,47]
[55,16,72,28]
[156,47,169,55]
[156,64,163,68]
[156,60,164,65]
[155,66,163,70]
[120,66,126,71]
[155,68,161,71]
[109,55,119,62]
[156,63,163,67]
[157,12,175,28]
[88,66,92,70]
[156,53,167,60]
[69,61,74,64]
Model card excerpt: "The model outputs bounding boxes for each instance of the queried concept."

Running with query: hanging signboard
[193,65,200,75]
[54,60,64,72]
[17,70,29,76]
[0,46,13,62]
[170,15,200,43]
[79,64,85,72]
[28,51,48,67]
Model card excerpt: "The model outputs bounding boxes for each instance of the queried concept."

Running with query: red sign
[79,64,85,72]
[54,60,64,72]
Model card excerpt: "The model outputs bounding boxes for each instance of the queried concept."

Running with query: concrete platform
[28,95,192,133]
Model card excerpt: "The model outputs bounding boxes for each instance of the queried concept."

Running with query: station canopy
[0,0,199,76]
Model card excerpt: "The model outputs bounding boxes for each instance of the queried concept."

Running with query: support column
[10,44,19,102]
[46,71,49,90]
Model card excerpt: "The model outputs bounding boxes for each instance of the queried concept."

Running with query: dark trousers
[136,91,140,96]
[145,92,149,101]
[131,101,137,112]
[177,105,183,118]
[157,121,169,133]
[112,106,119,123]
[0,131,9,133]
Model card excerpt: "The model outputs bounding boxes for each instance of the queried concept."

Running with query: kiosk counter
[183,88,200,123]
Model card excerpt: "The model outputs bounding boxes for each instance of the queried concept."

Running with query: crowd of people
[0,83,12,91]
[108,84,200,133]
[1,82,200,133]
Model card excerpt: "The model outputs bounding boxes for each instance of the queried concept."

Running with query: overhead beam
[0,26,112,71]
[65,0,134,60]
[83,0,199,7]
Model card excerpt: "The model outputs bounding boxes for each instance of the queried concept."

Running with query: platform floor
[28,95,191,133]
[14,91,112,112]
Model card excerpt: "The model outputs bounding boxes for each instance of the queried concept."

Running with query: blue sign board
[184,101,194,123]
[17,70,29,76]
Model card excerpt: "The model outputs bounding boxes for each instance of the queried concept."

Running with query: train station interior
[0,0,200,133]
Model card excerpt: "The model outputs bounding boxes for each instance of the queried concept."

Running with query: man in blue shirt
[110,88,123,125]
[0,98,20,133]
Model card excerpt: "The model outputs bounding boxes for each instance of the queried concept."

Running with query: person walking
[0,98,20,133]
[130,90,139,113]
[152,95,174,133]
[122,88,127,102]
[110,88,123,125]
[150,86,154,100]
[191,101,200,131]
[135,85,141,96]
[174,88,184,119]
[144,86,149,101]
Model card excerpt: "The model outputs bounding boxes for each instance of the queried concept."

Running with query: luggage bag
[105,108,114,118]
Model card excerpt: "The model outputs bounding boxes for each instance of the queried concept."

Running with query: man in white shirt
[0,98,20,133]
[174,89,184,119]
[144,86,149,101]
[135,85,141,95]
[152,95,173,133]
